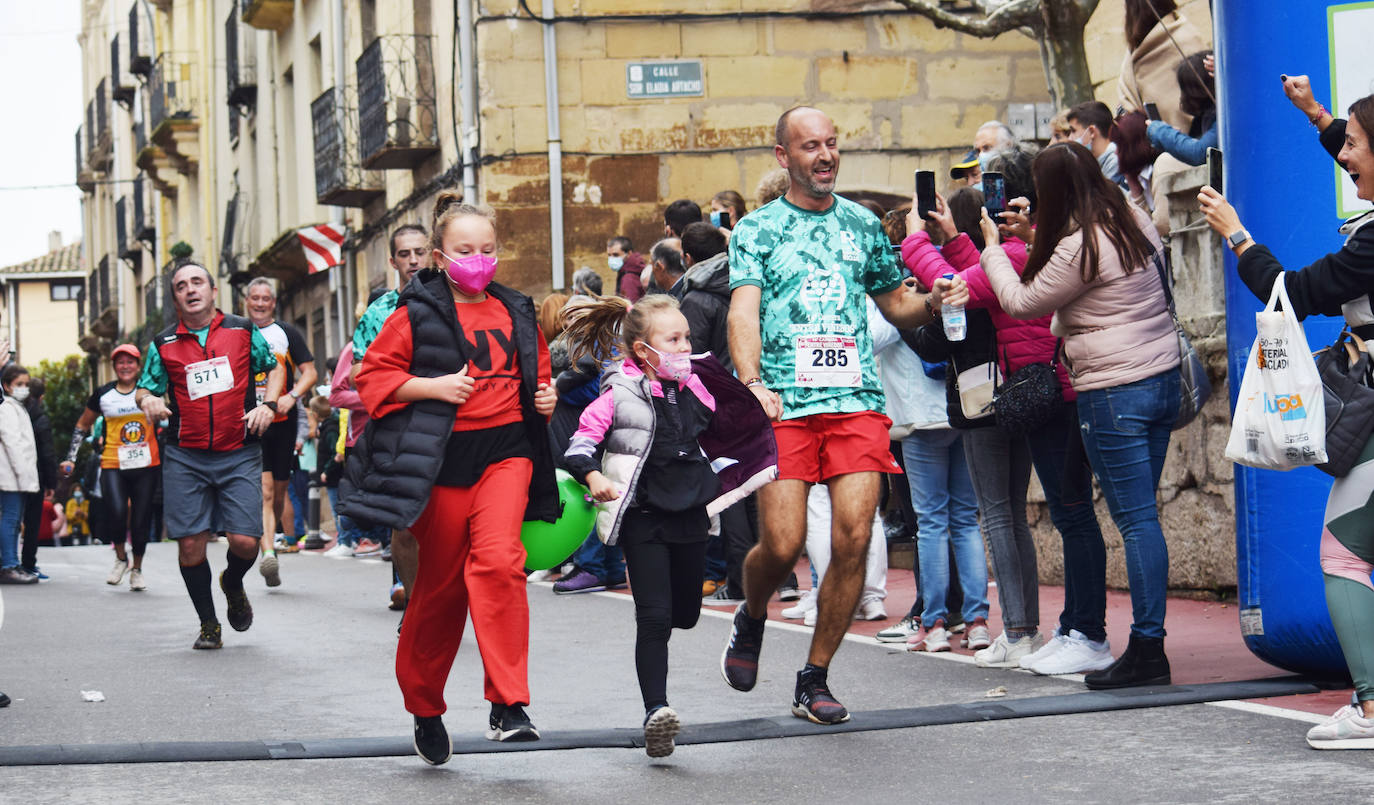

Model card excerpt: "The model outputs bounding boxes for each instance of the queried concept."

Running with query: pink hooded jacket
[902,230,1074,400]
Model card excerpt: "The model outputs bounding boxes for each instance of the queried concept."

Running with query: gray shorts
[162,444,264,539]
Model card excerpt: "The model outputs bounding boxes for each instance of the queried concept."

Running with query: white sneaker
[1019,628,1069,669]
[875,615,920,643]
[128,568,147,591]
[525,569,555,583]
[1026,630,1114,675]
[975,632,1045,668]
[106,559,129,586]
[856,598,887,621]
[908,624,951,652]
[803,607,817,627]
[781,589,816,620]
[963,621,992,650]
[260,554,282,587]
[323,543,355,558]
[1306,704,1374,749]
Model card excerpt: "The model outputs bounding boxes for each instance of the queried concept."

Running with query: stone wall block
[816,56,918,101]
[588,155,662,204]
[926,58,1011,101]
[705,56,812,99]
[605,22,682,58]
[681,20,761,56]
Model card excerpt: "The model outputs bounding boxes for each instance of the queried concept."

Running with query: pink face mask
[441,251,498,296]
[644,344,693,383]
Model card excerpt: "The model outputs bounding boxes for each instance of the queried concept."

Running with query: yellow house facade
[0,234,86,368]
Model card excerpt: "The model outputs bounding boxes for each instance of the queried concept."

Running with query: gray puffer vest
[594,367,655,546]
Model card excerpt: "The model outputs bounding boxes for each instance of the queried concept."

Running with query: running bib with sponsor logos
[794,335,860,387]
[117,442,152,470]
[86,383,162,470]
[187,356,233,400]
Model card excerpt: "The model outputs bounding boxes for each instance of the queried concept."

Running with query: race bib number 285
[794,335,861,388]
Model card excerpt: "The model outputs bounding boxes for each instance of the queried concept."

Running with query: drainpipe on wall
[331,0,349,351]
[458,0,478,203]
[541,0,564,291]
[7,282,17,353]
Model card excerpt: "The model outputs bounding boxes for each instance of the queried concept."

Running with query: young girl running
[61,345,161,591]
[563,295,775,758]
[346,192,560,765]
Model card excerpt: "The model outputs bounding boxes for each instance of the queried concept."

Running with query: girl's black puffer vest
[339,269,559,529]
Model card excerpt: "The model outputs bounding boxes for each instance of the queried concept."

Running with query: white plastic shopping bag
[1225,279,1327,470]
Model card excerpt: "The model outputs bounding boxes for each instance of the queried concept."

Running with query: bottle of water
[941,272,966,341]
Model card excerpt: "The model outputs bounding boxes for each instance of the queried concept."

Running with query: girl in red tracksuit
[355,191,557,765]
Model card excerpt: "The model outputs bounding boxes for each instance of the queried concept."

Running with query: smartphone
[710,209,733,230]
[915,170,937,221]
[1144,102,1162,122]
[982,171,1007,218]
[1206,147,1223,194]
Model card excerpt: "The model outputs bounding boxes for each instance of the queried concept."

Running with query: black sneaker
[643,705,681,758]
[0,691,10,707]
[486,703,540,742]
[791,667,850,725]
[720,603,766,692]
[220,572,253,632]
[413,715,452,765]
[193,621,222,650]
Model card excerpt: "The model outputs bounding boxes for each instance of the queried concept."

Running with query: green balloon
[521,469,598,570]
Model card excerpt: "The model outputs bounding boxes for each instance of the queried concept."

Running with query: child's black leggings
[620,507,708,712]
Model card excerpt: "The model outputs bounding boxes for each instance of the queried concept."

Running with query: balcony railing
[311,86,382,207]
[98,255,110,315]
[87,79,112,169]
[149,54,197,135]
[220,190,254,279]
[75,126,95,192]
[128,4,152,78]
[116,197,132,262]
[132,174,155,244]
[356,35,439,170]
[226,3,257,108]
[111,32,136,106]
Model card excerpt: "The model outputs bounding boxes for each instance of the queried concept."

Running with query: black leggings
[100,466,158,557]
[620,508,708,712]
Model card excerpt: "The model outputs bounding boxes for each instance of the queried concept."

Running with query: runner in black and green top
[720,106,967,725]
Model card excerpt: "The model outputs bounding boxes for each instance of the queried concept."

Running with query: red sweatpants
[395,457,532,716]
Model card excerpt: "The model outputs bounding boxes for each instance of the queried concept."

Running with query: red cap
[110,344,141,363]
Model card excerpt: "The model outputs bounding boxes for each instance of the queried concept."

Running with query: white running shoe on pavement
[128,568,146,591]
[106,558,129,586]
[856,598,887,621]
[1306,704,1374,749]
[908,623,951,652]
[260,554,282,587]
[323,542,354,558]
[1019,628,1069,670]
[963,620,992,650]
[1025,630,1113,675]
[780,589,815,620]
[803,607,817,627]
[875,615,920,643]
[975,632,1045,668]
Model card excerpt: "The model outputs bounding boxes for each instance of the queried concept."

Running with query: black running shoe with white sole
[192,621,222,650]
[792,667,850,725]
[721,603,766,692]
[413,715,452,765]
[219,572,253,632]
[486,703,540,742]
[643,706,681,758]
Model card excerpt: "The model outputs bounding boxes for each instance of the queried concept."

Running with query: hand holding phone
[1144,102,1162,122]
[982,172,1006,218]
[914,170,936,221]
[1206,147,1223,194]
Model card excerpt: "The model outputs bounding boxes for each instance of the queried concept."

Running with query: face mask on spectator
[9,386,29,402]
[978,150,996,171]
[440,251,497,296]
[608,255,625,271]
[642,344,693,383]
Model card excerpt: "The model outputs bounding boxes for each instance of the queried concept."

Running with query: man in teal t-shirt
[721,106,966,725]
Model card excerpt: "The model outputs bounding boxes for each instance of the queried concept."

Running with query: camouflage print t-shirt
[729,195,904,421]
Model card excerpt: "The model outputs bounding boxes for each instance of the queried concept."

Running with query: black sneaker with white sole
[720,603,766,692]
[413,715,452,765]
[219,572,253,632]
[643,705,681,758]
[792,667,850,725]
[486,703,540,742]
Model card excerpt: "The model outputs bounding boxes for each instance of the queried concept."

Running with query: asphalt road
[0,543,1369,804]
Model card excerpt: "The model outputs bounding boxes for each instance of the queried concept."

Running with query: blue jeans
[288,469,309,536]
[327,486,385,547]
[573,531,625,583]
[0,490,24,569]
[904,429,988,627]
[1027,402,1109,643]
[1077,370,1180,639]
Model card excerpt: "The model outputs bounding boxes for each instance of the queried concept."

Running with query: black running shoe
[220,572,253,632]
[791,667,850,725]
[413,715,452,765]
[486,703,540,742]
[193,621,222,650]
[0,691,10,707]
[720,603,766,692]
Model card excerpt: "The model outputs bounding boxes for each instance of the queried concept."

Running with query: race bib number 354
[794,335,861,388]
[186,356,234,400]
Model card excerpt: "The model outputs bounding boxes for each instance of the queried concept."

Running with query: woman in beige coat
[979,142,1181,691]
[1118,0,1210,132]
[0,364,39,584]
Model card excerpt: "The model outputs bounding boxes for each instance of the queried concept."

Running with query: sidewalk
[677,557,1350,720]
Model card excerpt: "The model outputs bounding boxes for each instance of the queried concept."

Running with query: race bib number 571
[186,356,234,400]
[794,335,861,387]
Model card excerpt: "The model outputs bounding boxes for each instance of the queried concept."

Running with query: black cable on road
[0,676,1322,767]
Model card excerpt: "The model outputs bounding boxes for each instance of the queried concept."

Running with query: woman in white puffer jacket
[0,363,39,584]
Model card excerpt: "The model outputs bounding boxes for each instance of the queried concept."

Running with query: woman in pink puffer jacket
[903,160,1111,678]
